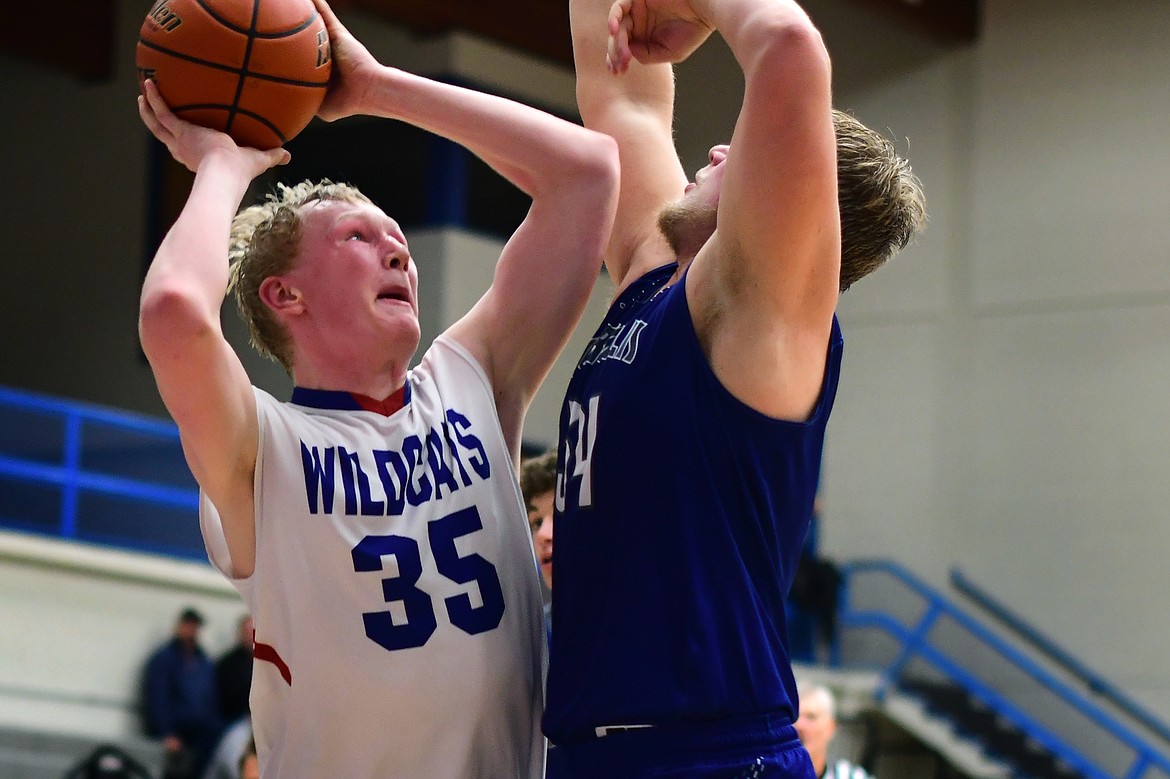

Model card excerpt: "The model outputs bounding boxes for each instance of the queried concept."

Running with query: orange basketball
[136,0,332,150]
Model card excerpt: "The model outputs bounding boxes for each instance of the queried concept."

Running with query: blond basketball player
[136,0,619,775]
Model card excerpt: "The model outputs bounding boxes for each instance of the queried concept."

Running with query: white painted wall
[0,531,243,739]
[818,0,1170,723]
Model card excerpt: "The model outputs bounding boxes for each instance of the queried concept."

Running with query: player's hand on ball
[311,0,379,122]
[138,80,290,176]
[606,0,712,73]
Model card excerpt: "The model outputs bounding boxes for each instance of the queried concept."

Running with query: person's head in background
[175,607,205,649]
[795,683,838,776]
[520,451,557,591]
[239,738,259,779]
[237,613,254,650]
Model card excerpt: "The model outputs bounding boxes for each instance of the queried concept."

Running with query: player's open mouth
[376,287,410,305]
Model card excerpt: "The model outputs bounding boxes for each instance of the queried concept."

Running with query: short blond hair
[227,180,373,374]
[833,110,926,291]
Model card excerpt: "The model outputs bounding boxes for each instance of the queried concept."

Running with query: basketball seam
[226,0,264,139]
[191,0,316,38]
[170,104,286,139]
[138,38,329,87]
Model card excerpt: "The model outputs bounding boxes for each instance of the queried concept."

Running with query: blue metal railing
[951,568,1170,750]
[832,559,1170,779]
[0,386,203,559]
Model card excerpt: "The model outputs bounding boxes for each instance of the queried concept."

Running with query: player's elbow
[566,129,621,196]
[746,15,831,90]
[139,284,217,362]
[574,132,621,249]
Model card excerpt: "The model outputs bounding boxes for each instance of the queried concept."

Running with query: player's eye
[346,230,368,241]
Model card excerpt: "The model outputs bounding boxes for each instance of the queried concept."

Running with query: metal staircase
[830,561,1170,779]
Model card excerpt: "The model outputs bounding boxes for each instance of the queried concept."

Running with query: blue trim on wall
[425,136,469,226]
[0,385,202,560]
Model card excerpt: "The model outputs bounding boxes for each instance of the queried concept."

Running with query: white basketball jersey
[200,336,546,778]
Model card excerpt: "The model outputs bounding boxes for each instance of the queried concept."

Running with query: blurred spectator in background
[201,716,253,779]
[215,614,253,725]
[142,607,224,779]
[520,450,557,633]
[519,449,567,778]
[238,739,259,779]
[795,684,873,779]
[63,744,154,779]
[788,496,842,664]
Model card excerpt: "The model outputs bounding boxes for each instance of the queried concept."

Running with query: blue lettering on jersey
[300,407,493,516]
[402,435,433,506]
[301,445,336,513]
[446,409,490,480]
[579,320,647,367]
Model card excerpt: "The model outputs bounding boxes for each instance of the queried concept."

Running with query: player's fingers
[310,0,343,33]
[607,0,626,37]
[137,94,173,145]
[142,80,179,130]
[614,23,632,73]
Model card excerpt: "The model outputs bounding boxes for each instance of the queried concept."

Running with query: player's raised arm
[609,0,839,420]
[312,0,620,452]
[136,81,288,577]
[570,0,697,288]
[687,0,839,319]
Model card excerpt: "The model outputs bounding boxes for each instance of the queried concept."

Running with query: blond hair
[833,110,926,292]
[227,180,373,374]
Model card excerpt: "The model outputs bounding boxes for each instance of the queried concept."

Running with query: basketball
[136,0,332,150]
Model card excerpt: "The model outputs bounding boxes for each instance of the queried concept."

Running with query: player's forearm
[140,152,251,338]
[570,0,675,127]
[356,65,618,198]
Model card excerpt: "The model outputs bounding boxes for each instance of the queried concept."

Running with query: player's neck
[291,353,409,401]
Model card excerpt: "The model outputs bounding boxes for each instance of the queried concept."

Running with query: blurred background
[1,1,1169,777]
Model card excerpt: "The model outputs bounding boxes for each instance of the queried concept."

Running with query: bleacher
[0,727,164,779]
[0,386,244,778]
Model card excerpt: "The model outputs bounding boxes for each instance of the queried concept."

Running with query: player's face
[289,200,421,358]
[684,144,730,208]
[528,490,555,590]
[658,144,728,257]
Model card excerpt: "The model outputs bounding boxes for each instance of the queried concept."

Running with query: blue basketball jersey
[544,264,844,745]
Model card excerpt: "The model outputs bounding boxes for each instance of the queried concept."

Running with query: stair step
[895,680,1086,779]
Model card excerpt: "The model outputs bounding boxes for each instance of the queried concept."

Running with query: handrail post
[59,412,83,539]
[829,570,851,668]
[877,601,943,699]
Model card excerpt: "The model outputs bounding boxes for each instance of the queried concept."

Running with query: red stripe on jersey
[351,385,409,416]
[253,633,292,686]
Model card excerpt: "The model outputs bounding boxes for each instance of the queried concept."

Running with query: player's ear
[259,276,304,315]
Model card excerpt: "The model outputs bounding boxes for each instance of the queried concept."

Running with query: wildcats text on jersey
[300,408,491,516]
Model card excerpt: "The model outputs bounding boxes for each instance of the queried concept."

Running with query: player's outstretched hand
[137,80,289,176]
[311,0,380,122]
[606,0,713,74]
